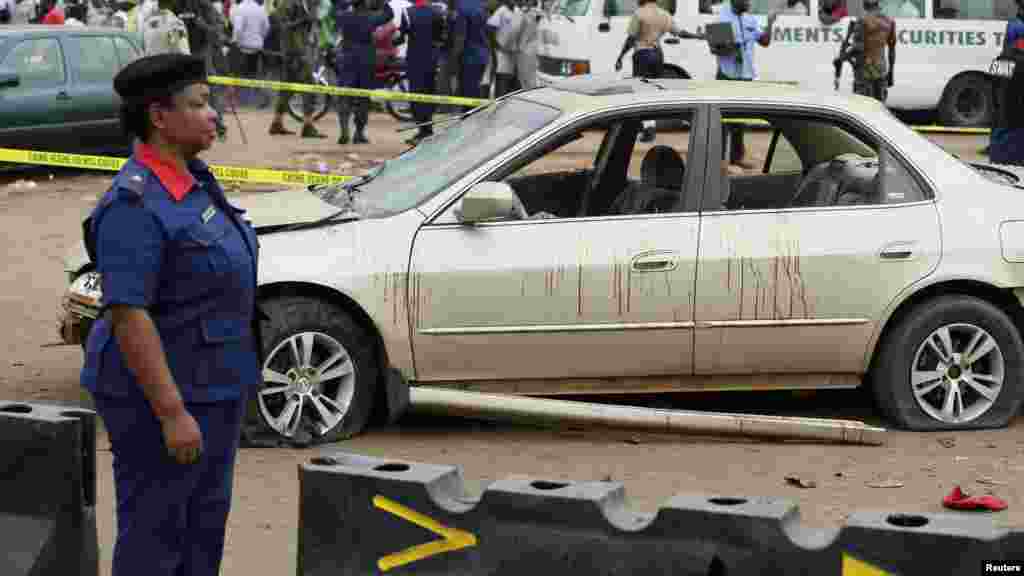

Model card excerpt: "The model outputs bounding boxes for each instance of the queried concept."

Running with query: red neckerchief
[134,142,196,202]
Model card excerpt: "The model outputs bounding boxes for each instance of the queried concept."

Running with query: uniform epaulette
[110,168,149,203]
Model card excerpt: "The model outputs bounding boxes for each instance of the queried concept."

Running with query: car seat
[609,145,685,215]
[790,153,867,208]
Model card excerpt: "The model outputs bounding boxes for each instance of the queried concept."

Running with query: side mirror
[0,70,20,89]
[454,181,527,223]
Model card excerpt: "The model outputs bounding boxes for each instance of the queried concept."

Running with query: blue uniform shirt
[716,3,766,80]
[81,143,261,403]
[453,0,489,61]
[1005,16,1024,51]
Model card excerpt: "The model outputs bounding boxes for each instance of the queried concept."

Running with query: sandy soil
[0,109,1018,576]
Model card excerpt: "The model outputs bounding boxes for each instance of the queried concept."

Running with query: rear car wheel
[938,73,993,127]
[872,295,1024,430]
[255,296,377,443]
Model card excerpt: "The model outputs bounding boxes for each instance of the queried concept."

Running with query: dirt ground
[1,109,1021,576]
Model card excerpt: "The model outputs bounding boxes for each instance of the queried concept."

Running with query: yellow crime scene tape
[210,75,990,135]
[208,75,490,108]
[0,148,353,187]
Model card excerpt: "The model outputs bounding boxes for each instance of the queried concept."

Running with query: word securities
[695,24,1009,47]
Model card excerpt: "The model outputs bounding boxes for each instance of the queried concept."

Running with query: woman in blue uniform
[80,53,261,576]
[335,0,395,144]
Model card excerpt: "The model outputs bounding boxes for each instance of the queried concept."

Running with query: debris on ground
[954,456,969,463]
[942,486,1008,511]
[937,437,956,448]
[866,478,904,488]
[3,179,38,194]
[785,475,818,489]
[977,476,1008,486]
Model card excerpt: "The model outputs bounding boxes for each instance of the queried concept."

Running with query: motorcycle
[287,22,415,124]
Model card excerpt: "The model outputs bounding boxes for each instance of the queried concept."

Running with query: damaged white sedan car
[60,76,1024,441]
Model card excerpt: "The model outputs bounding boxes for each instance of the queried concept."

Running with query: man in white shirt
[487,0,519,96]
[231,0,269,106]
[142,0,191,55]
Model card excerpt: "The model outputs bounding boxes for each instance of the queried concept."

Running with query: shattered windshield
[319,97,562,218]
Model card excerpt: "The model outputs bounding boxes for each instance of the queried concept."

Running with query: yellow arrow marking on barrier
[843,552,893,576]
[373,495,477,572]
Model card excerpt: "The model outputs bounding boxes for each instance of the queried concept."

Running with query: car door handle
[631,251,678,272]
[880,241,916,260]
[663,37,680,44]
[56,91,71,101]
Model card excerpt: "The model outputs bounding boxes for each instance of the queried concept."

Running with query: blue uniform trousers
[408,52,438,127]
[991,127,1024,166]
[633,47,664,79]
[458,45,488,101]
[94,393,246,576]
[336,46,375,131]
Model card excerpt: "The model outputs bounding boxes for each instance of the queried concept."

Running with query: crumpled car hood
[233,186,339,228]
[63,186,340,274]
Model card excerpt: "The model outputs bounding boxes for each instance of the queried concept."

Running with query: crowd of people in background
[0,0,546,146]
[0,0,1021,163]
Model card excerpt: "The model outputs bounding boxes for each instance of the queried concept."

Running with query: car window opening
[454,111,699,223]
[717,112,929,211]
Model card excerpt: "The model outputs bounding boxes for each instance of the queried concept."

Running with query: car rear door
[0,35,73,152]
[64,34,128,154]
[693,105,942,380]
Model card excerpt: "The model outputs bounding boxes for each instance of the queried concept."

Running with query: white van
[536,0,1014,125]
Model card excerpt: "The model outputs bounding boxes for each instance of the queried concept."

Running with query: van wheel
[938,73,992,127]
[254,296,378,444]
[872,295,1024,431]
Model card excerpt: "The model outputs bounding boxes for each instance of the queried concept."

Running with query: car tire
[938,73,992,128]
[255,296,378,443]
[872,295,1024,431]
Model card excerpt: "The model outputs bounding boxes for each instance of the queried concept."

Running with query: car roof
[519,75,889,118]
[0,25,134,36]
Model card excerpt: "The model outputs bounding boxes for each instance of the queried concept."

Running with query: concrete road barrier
[297,451,1023,575]
[0,402,98,576]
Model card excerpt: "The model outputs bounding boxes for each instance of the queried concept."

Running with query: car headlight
[67,271,102,316]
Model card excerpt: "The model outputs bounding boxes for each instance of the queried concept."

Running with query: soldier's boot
[337,100,351,145]
[353,100,370,144]
[353,124,369,144]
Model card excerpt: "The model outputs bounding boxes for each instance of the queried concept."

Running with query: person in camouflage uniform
[268,0,326,137]
[835,0,895,102]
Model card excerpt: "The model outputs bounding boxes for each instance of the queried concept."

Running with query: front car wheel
[255,296,378,443]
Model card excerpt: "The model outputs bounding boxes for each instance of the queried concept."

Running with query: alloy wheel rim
[258,331,356,437]
[910,323,1004,424]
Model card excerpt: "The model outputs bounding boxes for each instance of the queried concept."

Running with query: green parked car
[0,25,143,157]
